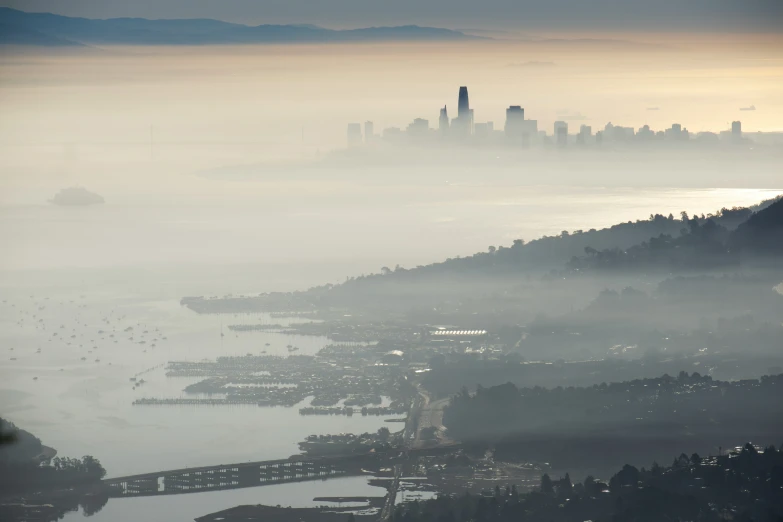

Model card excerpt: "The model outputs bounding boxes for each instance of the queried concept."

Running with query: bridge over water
[103,444,461,498]
[104,456,360,497]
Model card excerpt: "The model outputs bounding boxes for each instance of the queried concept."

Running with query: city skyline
[2,2,783,522]
[347,85,755,149]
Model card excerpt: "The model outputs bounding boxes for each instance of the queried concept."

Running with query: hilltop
[49,187,104,206]
[0,8,480,46]
[182,196,783,325]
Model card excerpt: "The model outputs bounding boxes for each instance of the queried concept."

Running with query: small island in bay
[49,187,105,206]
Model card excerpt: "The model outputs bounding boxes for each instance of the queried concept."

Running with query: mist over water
[2,16,783,522]
[2,187,782,284]
[2,41,781,281]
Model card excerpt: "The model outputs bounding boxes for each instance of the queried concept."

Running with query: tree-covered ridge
[568,197,783,272]
[0,417,43,463]
[309,197,781,306]
[0,417,106,494]
[331,202,770,287]
[442,373,783,443]
[392,443,783,522]
[567,216,734,271]
[733,195,783,255]
[181,197,781,316]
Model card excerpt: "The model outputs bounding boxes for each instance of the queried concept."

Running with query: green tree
[540,473,554,494]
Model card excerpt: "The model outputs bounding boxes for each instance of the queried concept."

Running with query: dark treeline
[568,217,736,272]
[0,417,106,494]
[182,197,782,324]
[0,417,43,461]
[421,352,783,398]
[300,200,780,315]
[733,196,783,255]
[349,202,768,283]
[393,443,783,522]
[319,198,779,289]
[442,373,783,469]
[567,199,783,273]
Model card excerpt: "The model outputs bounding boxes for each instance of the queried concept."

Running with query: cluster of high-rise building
[346,86,747,149]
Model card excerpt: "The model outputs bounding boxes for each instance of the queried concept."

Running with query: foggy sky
[1,0,781,32]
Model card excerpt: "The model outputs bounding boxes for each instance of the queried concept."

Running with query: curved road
[412,386,451,449]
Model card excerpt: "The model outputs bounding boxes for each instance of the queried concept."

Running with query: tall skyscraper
[504,106,536,146]
[554,121,568,147]
[347,123,362,147]
[505,105,525,141]
[731,121,742,141]
[458,87,470,119]
[577,124,592,144]
[666,123,686,140]
[637,124,653,140]
[364,121,374,143]
[506,105,524,122]
[406,118,429,137]
[453,86,473,137]
[439,106,449,135]
[474,121,493,138]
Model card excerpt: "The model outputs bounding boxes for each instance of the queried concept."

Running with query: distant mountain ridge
[181,196,783,319]
[0,8,480,46]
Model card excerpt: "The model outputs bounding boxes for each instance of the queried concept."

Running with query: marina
[0,293,392,477]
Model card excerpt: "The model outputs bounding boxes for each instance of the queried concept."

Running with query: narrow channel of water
[60,475,387,522]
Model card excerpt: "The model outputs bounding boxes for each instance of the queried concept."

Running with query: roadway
[104,457,294,483]
[378,464,401,521]
[411,385,451,449]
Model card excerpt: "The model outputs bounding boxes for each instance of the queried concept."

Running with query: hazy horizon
[2,0,782,32]
[2,34,782,284]
[2,4,782,522]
